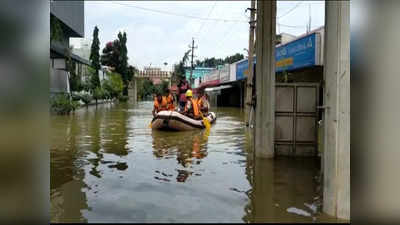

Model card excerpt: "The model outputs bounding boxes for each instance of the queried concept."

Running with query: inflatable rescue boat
[151,111,216,131]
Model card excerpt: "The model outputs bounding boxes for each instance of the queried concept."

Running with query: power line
[278,23,307,28]
[196,1,217,37]
[278,2,302,19]
[214,21,241,52]
[111,2,246,23]
[108,2,305,29]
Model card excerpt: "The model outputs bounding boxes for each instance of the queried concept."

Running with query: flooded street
[50,102,339,223]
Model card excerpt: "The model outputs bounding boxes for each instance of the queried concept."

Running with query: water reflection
[100,104,129,157]
[151,129,209,182]
[50,120,89,222]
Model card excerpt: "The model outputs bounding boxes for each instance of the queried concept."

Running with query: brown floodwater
[50,101,341,223]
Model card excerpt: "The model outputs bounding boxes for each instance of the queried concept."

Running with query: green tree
[101,40,120,69]
[102,72,124,99]
[118,32,129,96]
[90,26,101,90]
[137,78,155,100]
[127,65,137,83]
[194,53,244,68]
[154,80,170,95]
[101,32,130,96]
[224,53,244,64]
[171,49,191,84]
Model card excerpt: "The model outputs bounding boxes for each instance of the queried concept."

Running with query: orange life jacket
[184,98,200,118]
[166,94,175,111]
[198,96,209,112]
[154,96,168,112]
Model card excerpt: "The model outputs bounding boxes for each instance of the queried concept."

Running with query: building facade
[137,67,171,85]
[50,1,85,95]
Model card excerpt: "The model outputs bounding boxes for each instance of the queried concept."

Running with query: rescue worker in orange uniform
[183,89,201,120]
[152,93,168,117]
[197,90,210,115]
[166,89,175,111]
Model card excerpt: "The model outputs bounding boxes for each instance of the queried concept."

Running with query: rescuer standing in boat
[183,89,201,120]
[152,92,168,117]
[178,77,190,111]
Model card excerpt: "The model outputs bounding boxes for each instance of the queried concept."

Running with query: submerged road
[50,101,339,223]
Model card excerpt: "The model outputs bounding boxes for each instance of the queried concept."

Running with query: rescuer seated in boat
[166,89,175,111]
[152,93,168,117]
[183,89,201,120]
[198,90,210,115]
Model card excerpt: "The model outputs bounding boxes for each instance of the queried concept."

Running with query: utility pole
[245,0,256,126]
[188,38,197,87]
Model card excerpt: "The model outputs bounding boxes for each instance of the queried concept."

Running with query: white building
[70,38,92,61]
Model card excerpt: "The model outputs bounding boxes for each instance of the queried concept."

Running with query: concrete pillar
[322,1,350,220]
[252,158,275,222]
[128,78,137,104]
[133,78,137,104]
[254,0,276,158]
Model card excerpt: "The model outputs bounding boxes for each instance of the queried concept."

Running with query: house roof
[50,42,90,66]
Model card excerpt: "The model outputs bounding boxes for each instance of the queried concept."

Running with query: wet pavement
[50,101,340,223]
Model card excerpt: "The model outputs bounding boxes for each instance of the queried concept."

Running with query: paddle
[149,113,155,128]
[199,111,211,131]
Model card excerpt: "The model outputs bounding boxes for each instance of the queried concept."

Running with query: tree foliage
[137,78,155,100]
[50,94,79,115]
[127,65,137,83]
[89,26,101,90]
[171,49,191,84]
[100,32,130,96]
[154,80,170,96]
[102,72,124,99]
[195,53,244,67]
[100,40,119,69]
[65,47,83,92]
[86,67,99,92]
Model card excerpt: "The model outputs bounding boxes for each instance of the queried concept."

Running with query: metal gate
[275,83,320,157]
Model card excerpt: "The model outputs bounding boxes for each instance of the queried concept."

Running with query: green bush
[71,93,81,101]
[50,94,79,115]
[93,87,104,101]
[80,93,93,105]
[118,95,129,102]
[102,72,124,99]
[102,89,111,100]
[71,100,80,110]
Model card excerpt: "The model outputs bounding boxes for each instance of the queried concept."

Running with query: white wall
[229,63,237,82]
[52,58,66,70]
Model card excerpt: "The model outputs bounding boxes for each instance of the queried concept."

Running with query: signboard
[201,69,220,87]
[233,32,320,81]
[194,77,200,89]
[185,67,214,80]
[236,57,256,81]
[219,64,230,83]
[275,32,318,72]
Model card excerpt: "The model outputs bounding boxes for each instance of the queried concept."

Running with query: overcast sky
[76,1,325,71]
